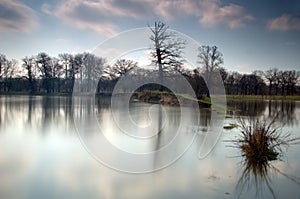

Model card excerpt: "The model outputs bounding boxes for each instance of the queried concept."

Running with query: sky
[0,0,300,73]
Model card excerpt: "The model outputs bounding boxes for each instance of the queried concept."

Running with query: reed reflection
[231,115,300,199]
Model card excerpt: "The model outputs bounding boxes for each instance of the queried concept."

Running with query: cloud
[42,0,154,36]
[42,0,118,36]
[146,0,254,28]
[0,0,38,33]
[268,14,300,31]
[41,3,52,15]
[43,0,253,36]
[199,0,254,28]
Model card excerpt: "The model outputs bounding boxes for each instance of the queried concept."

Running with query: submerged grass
[223,123,239,130]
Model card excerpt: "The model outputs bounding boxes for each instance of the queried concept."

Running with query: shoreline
[1,92,300,101]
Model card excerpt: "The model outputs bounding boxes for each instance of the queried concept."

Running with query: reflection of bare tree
[199,108,211,127]
[227,100,266,117]
[153,105,163,169]
[227,100,298,127]
[0,96,74,135]
[27,96,34,125]
[267,100,297,126]
[36,96,74,135]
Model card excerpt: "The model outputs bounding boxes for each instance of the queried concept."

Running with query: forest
[0,22,299,97]
[0,51,299,97]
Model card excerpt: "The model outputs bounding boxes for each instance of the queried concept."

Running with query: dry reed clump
[232,115,300,199]
[236,116,299,162]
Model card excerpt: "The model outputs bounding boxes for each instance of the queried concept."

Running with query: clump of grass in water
[237,116,299,162]
[231,115,300,199]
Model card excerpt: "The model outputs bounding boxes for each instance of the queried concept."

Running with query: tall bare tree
[149,21,186,85]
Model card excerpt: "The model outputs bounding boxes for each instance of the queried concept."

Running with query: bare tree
[283,70,299,95]
[0,54,7,92]
[0,54,18,92]
[58,53,82,92]
[81,53,106,92]
[198,45,223,72]
[4,59,18,92]
[59,53,71,79]
[22,56,38,93]
[104,59,137,80]
[149,21,186,85]
[197,45,224,96]
[51,57,64,92]
[0,54,7,77]
[36,52,53,93]
[264,68,278,95]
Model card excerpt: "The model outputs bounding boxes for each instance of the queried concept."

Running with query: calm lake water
[0,95,300,199]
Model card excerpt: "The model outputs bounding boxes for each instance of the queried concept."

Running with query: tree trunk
[156,48,163,91]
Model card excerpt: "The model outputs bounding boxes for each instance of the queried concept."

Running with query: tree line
[0,21,299,97]
[0,51,299,96]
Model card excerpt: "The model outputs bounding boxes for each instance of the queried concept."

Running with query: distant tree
[104,59,137,80]
[36,52,53,93]
[278,70,288,95]
[279,70,300,95]
[51,57,64,92]
[264,68,278,95]
[198,46,223,73]
[59,53,71,79]
[0,54,18,92]
[0,54,8,92]
[197,45,224,96]
[224,71,242,95]
[188,69,209,98]
[81,53,106,92]
[51,57,64,79]
[287,70,300,95]
[0,54,7,77]
[274,71,282,95]
[22,56,38,93]
[3,59,18,92]
[58,53,82,92]
[149,21,186,86]
[218,67,228,82]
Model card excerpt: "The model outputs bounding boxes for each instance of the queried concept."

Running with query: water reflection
[0,96,299,199]
[267,100,298,126]
[227,100,298,127]
[236,155,300,199]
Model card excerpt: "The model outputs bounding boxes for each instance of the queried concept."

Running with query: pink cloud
[268,14,300,31]
[199,0,254,28]
[43,0,253,37]
[0,0,38,33]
